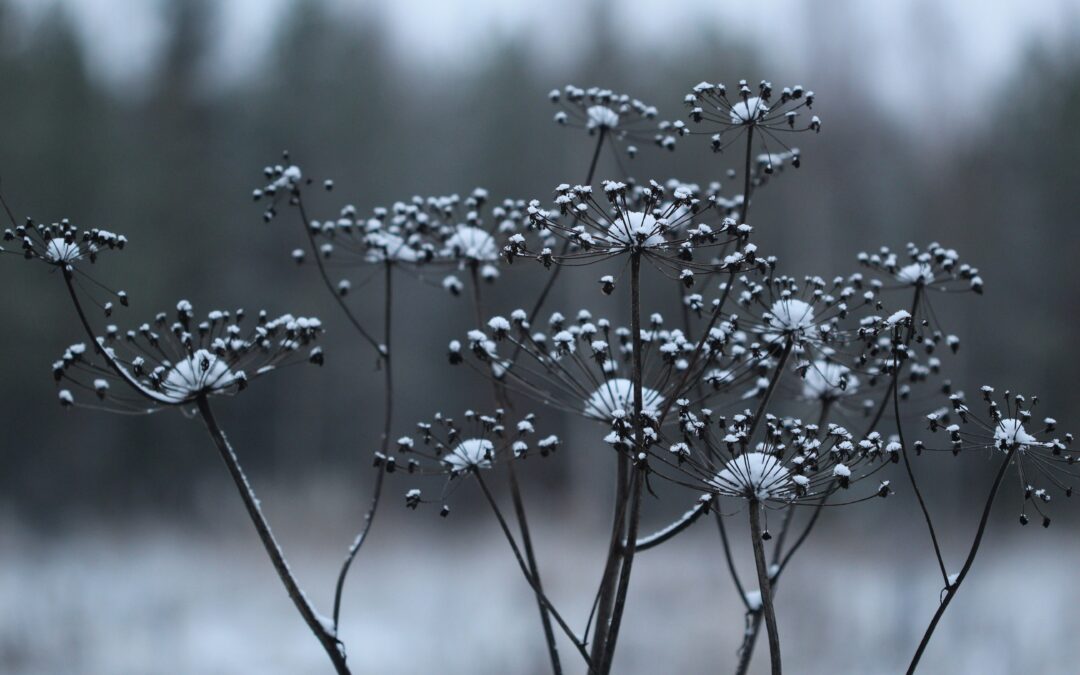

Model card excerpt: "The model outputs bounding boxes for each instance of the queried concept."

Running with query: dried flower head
[509,180,762,281]
[685,79,820,166]
[926,387,1074,527]
[388,409,559,513]
[549,85,680,157]
[53,301,324,413]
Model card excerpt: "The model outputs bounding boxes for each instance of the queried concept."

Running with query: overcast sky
[8,0,1080,131]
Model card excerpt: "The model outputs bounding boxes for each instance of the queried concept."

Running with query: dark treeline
[1,0,1077,524]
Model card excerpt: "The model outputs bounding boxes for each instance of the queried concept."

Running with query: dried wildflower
[685,79,820,165]
[453,307,772,448]
[509,179,762,279]
[926,387,1073,527]
[858,242,983,295]
[388,409,558,511]
[53,301,324,412]
[659,409,893,506]
[734,273,885,357]
[303,189,531,294]
[3,217,127,267]
[549,85,679,157]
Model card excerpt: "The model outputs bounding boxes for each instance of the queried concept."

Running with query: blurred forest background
[2,0,1080,673]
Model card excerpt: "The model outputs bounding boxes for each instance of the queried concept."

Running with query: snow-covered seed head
[550,85,670,156]
[45,239,81,263]
[587,105,620,130]
[605,212,664,248]
[802,360,859,401]
[50,304,323,412]
[729,97,769,124]
[994,418,1038,450]
[443,226,498,262]
[583,378,663,420]
[767,299,815,333]
[896,262,935,286]
[710,452,792,501]
[444,438,495,473]
[162,349,240,402]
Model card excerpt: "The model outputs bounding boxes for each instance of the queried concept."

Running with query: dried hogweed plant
[2,76,1073,675]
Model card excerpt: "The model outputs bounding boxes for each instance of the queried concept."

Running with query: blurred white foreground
[1,489,1076,675]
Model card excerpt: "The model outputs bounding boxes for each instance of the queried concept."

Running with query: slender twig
[468,263,561,674]
[526,128,606,324]
[295,192,382,355]
[906,446,1017,674]
[332,261,394,630]
[597,251,646,673]
[474,472,596,671]
[716,509,751,612]
[741,125,755,224]
[61,270,174,405]
[196,397,350,675]
[748,499,781,675]
[895,373,949,586]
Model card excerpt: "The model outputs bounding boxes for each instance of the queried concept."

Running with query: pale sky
[8,0,1080,132]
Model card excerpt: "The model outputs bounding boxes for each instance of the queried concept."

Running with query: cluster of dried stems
[4,78,1072,675]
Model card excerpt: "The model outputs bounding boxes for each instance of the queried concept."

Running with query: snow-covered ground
[1,495,1075,675]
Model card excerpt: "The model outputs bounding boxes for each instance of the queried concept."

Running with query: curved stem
[196,397,349,674]
[906,446,1016,674]
[895,373,949,585]
[468,263,561,674]
[527,128,606,323]
[295,192,382,355]
[332,261,394,629]
[61,269,174,405]
[474,472,595,671]
[741,125,755,223]
[598,252,646,673]
[748,499,781,675]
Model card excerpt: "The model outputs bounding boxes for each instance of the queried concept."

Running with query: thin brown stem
[748,500,781,675]
[196,397,349,674]
[474,472,595,671]
[906,446,1017,674]
[332,261,394,629]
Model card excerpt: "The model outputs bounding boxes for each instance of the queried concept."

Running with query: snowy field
[1,486,1076,675]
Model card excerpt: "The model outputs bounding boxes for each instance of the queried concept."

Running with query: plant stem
[527,128,606,323]
[906,446,1016,674]
[332,261,394,630]
[196,397,350,675]
[748,500,781,675]
[474,472,595,671]
[597,251,646,673]
[468,262,561,675]
[742,125,755,223]
[295,192,382,355]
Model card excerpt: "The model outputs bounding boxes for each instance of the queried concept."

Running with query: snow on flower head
[729,97,769,124]
[584,378,664,420]
[710,452,792,500]
[994,418,1038,449]
[768,299,815,333]
[162,349,239,401]
[5,218,128,269]
[443,226,498,262]
[51,303,323,412]
[605,211,665,248]
[802,360,859,401]
[896,262,935,286]
[686,80,820,158]
[365,231,422,263]
[45,238,81,263]
[587,105,620,130]
[549,85,674,156]
[444,438,495,472]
